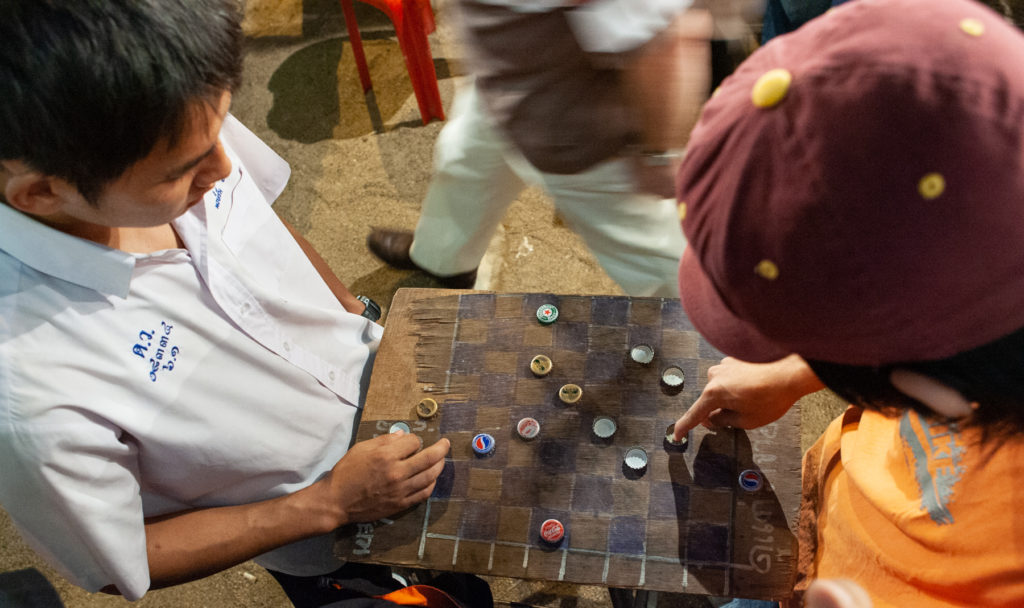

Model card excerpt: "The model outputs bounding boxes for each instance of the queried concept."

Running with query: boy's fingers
[403,457,447,499]
[386,430,426,458]
[374,430,431,462]
[405,481,438,507]
[400,438,450,475]
[421,437,450,461]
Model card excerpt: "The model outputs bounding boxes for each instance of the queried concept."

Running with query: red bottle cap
[540,519,565,543]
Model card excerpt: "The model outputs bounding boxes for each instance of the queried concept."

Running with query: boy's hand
[317,431,450,526]
[673,354,824,441]
[140,431,449,587]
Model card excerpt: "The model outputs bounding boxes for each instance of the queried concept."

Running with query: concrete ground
[0,0,846,605]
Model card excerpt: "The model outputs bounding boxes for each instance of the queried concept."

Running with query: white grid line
[417,500,432,559]
[724,429,738,597]
[418,534,744,568]
[639,540,647,586]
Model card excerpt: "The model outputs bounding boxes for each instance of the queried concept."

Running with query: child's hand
[806,579,873,608]
[672,354,823,441]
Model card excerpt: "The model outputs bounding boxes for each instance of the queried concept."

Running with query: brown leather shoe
[367,228,478,289]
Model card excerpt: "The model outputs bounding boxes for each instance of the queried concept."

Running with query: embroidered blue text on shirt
[900,411,965,525]
[212,184,225,208]
[131,321,180,382]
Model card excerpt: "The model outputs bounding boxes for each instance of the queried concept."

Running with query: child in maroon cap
[673,0,1024,604]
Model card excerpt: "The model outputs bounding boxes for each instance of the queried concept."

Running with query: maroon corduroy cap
[677,0,1024,366]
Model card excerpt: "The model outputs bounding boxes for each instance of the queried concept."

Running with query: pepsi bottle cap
[471,432,496,455]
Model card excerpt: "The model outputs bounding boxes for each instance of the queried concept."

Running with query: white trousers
[409,81,687,297]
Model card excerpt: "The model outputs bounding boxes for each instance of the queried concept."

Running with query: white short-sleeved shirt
[0,116,382,599]
[476,0,693,53]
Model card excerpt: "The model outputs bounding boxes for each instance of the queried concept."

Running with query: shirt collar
[0,115,287,300]
[0,202,137,298]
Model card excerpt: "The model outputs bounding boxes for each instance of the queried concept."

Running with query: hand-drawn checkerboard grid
[342,294,797,599]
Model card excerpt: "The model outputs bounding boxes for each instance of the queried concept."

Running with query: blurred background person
[367,0,720,296]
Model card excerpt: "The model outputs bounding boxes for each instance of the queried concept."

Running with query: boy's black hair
[807,325,1024,437]
[0,0,244,203]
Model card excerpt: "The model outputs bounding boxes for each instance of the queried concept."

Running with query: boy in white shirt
[0,2,467,605]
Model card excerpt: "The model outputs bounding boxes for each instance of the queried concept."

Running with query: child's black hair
[808,325,1024,437]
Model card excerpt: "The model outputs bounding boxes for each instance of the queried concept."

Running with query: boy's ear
[1,160,74,215]
[890,369,976,419]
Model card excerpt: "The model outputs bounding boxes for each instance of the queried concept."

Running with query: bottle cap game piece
[540,518,565,544]
[630,344,654,364]
[472,432,496,456]
[517,417,540,440]
[739,469,764,492]
[389,421,411,434]
[592,416,617,439]
[661,365,685,387]
[624,447,649,472]
[536,304,559,325]
[416,398,438,419]
[558,383,583,404]
[664,422,687,447]
[530,354,553,376]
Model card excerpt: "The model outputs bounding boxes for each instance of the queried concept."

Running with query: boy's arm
[620,8,712,197]
[279,215,366,316]
[619,7,713,154]
[673,354,825,440]
[567,2,713,197]
[125,431,448,592]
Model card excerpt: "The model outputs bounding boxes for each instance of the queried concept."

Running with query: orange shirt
[801,407,1024,607]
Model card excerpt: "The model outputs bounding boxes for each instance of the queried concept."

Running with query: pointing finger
[674,391,718,440]
[705,407,744,429]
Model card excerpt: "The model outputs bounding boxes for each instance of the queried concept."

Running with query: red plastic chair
[339,0,446,124]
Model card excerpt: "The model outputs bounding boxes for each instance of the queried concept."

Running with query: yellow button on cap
[751,69,793,108]
[960,18,985,37]
[918,172,946,200]
[678,202,687,222]
[755,259,780,281]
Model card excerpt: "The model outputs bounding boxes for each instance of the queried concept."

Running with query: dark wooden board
[338,289,801,599]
